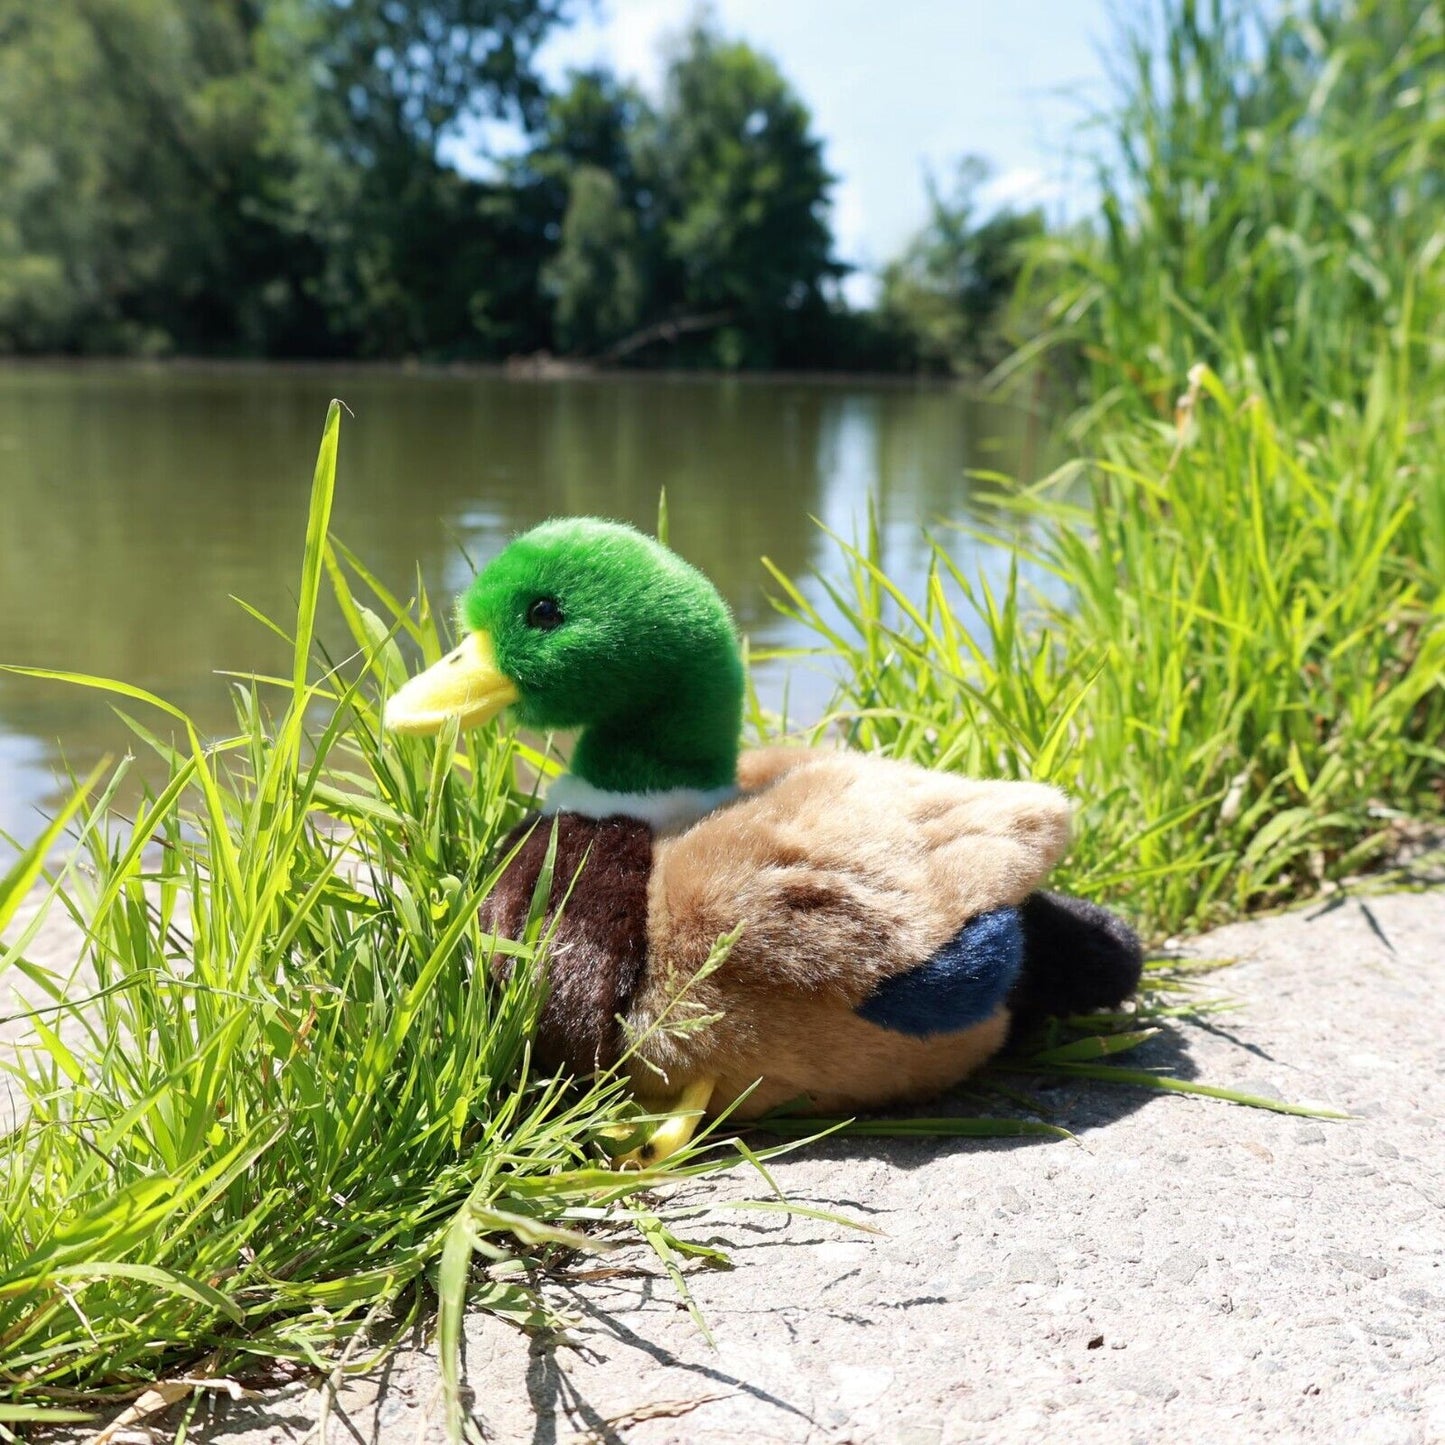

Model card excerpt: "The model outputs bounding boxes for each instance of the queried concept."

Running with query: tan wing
[624,750,1070,1110]
[652,747,1070,996]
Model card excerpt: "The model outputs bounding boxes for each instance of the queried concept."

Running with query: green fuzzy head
[458,518,744,793]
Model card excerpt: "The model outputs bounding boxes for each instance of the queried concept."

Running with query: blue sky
[517,1,1117,301]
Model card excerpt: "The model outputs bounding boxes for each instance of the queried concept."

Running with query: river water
[0,363,1052,847]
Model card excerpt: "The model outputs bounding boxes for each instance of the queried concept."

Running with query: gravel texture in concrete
[13,890,1445,1443]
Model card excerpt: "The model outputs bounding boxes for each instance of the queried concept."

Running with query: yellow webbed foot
[613,1077,716,1170]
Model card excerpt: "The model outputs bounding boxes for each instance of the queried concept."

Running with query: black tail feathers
[1007,891,1144,1038]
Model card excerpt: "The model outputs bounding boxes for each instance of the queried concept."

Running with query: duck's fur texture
[482,745,1093,1120]
[630,747,1073,1116]
[481,812,653,1076]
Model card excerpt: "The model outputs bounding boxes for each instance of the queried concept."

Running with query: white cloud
[979,166,1065,212]
[830,177,869,264]
[540,0,678,94]
[840,269,880,310]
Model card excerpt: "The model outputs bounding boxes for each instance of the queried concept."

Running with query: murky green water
[0,363,1052,846]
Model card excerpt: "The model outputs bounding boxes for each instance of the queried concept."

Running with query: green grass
[764,0,1444,942]
[768,358,1444,938]
[0,405,774,1434]
[1014,0,1445,425]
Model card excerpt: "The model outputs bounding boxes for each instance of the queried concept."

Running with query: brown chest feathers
[479,812,652,1076]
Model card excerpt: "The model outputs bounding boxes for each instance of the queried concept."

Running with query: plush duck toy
[384,519,1141,1161]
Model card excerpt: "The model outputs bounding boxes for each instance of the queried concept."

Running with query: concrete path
[171,888,1445,1445]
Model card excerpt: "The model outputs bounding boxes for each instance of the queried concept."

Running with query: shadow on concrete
[727,1016,1203,1174]
[496,1291,820,1445]
[444,1020,1212,1440]
[169,1021,1218,1443]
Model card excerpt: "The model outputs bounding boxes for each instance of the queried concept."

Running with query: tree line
[0,0,1038,371]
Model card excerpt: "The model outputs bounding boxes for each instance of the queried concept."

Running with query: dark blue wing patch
[856,907,1023,1037]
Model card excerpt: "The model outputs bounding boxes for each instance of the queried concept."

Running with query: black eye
[526,597,564,631]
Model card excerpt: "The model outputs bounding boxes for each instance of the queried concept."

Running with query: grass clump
[0,404,745,1433]
[1024,0,1445,423]
[749,0,1441,952]
[772,358,1444,937]
[770,0,1445,939]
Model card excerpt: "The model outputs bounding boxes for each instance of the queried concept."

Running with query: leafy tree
[523,67,647,210]
[879,157,1043,374]
[0,3,866,368]
[513,67,652,356]
[542,166,645,355]
[291,0,567,162]
[0,0,574,357]
[0,0,277,353]
[514,33,843,368]
[272,0,574,355]
[638,22,840,367]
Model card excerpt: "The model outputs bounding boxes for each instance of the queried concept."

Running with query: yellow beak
[383,631,520,735]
